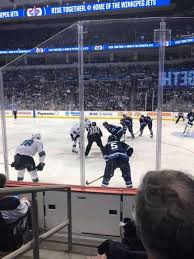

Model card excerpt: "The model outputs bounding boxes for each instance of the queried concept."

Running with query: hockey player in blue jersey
[103,122,124,141]
[102,135,133,188]
[121,114,134,139]
[183,111,194,134]
[187,111,194,125]
[139,115,153,138]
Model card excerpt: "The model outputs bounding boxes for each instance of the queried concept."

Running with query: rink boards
[8,180,136,236]
[2,110,186,120]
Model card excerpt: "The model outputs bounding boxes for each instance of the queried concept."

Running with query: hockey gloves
[11,161,16,168]
[36,162,45,171]
[127,147,134,157]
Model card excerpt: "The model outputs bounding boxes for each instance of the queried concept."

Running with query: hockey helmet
[92,121,97,127]
[32,133,41,140]
[103,121,108,127]
[108,135,117,142]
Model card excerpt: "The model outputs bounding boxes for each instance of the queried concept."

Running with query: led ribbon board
[0,36,193,55]
[0,0,171,19]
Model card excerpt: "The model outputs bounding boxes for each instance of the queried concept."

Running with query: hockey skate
[126,183,133,188]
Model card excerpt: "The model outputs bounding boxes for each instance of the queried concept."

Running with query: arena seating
[3,62,194,112]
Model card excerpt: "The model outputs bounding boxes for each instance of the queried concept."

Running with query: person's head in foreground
[135,170,194,259]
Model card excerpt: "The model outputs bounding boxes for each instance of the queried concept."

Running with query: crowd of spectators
[3,62,194,112]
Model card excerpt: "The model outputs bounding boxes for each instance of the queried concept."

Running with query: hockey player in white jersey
[11,133,46,182]
[70,119,91,153]
[70,124,80,153]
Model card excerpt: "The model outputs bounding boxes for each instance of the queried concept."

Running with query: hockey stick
[86,175,104,185]
[125,131,139,139]
[134,130,140,136]
[183,125,188,134]
[0,162,11,166]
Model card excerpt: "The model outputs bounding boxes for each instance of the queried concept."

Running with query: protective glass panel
[1,24,80,184]
[0,120,2,172]
[162,17,194,175]
[0,95,4,174]
[1,17,193,188]
[82,18,163,188]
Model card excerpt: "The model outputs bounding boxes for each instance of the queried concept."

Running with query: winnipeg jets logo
[27,7,43,17]
[94,45,103,51]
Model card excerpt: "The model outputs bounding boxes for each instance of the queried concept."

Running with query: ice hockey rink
[0,117,194,188]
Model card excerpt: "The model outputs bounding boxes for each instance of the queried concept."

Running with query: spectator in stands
[0,174,31,251]
[87,217,146,259]
[135,170,194,259]
[88,170,194,259]
[0,173,6,188]
[121,217,145,251]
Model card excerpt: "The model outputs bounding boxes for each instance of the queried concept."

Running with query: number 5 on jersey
[111,142,118,150]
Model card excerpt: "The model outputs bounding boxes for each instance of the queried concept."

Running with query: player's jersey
[122,117,133,127]
[187,112,194,123]
[103,141,133,162]
[140,116,152,125]
[178,112,184,117]
[16,139,46,162]
[70,124,80,136]
[105,124,123,135]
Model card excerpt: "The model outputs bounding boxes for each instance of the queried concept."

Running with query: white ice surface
[0,118,194,188]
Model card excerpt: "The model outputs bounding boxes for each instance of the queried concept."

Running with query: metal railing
[0,185,72,259]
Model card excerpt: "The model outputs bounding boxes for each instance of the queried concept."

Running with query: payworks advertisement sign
[0,0,171,20]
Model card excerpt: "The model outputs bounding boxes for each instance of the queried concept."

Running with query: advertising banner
[0,0,171,20]
[1,110,177,120]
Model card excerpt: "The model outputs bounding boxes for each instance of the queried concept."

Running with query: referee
[85,121,104,157]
